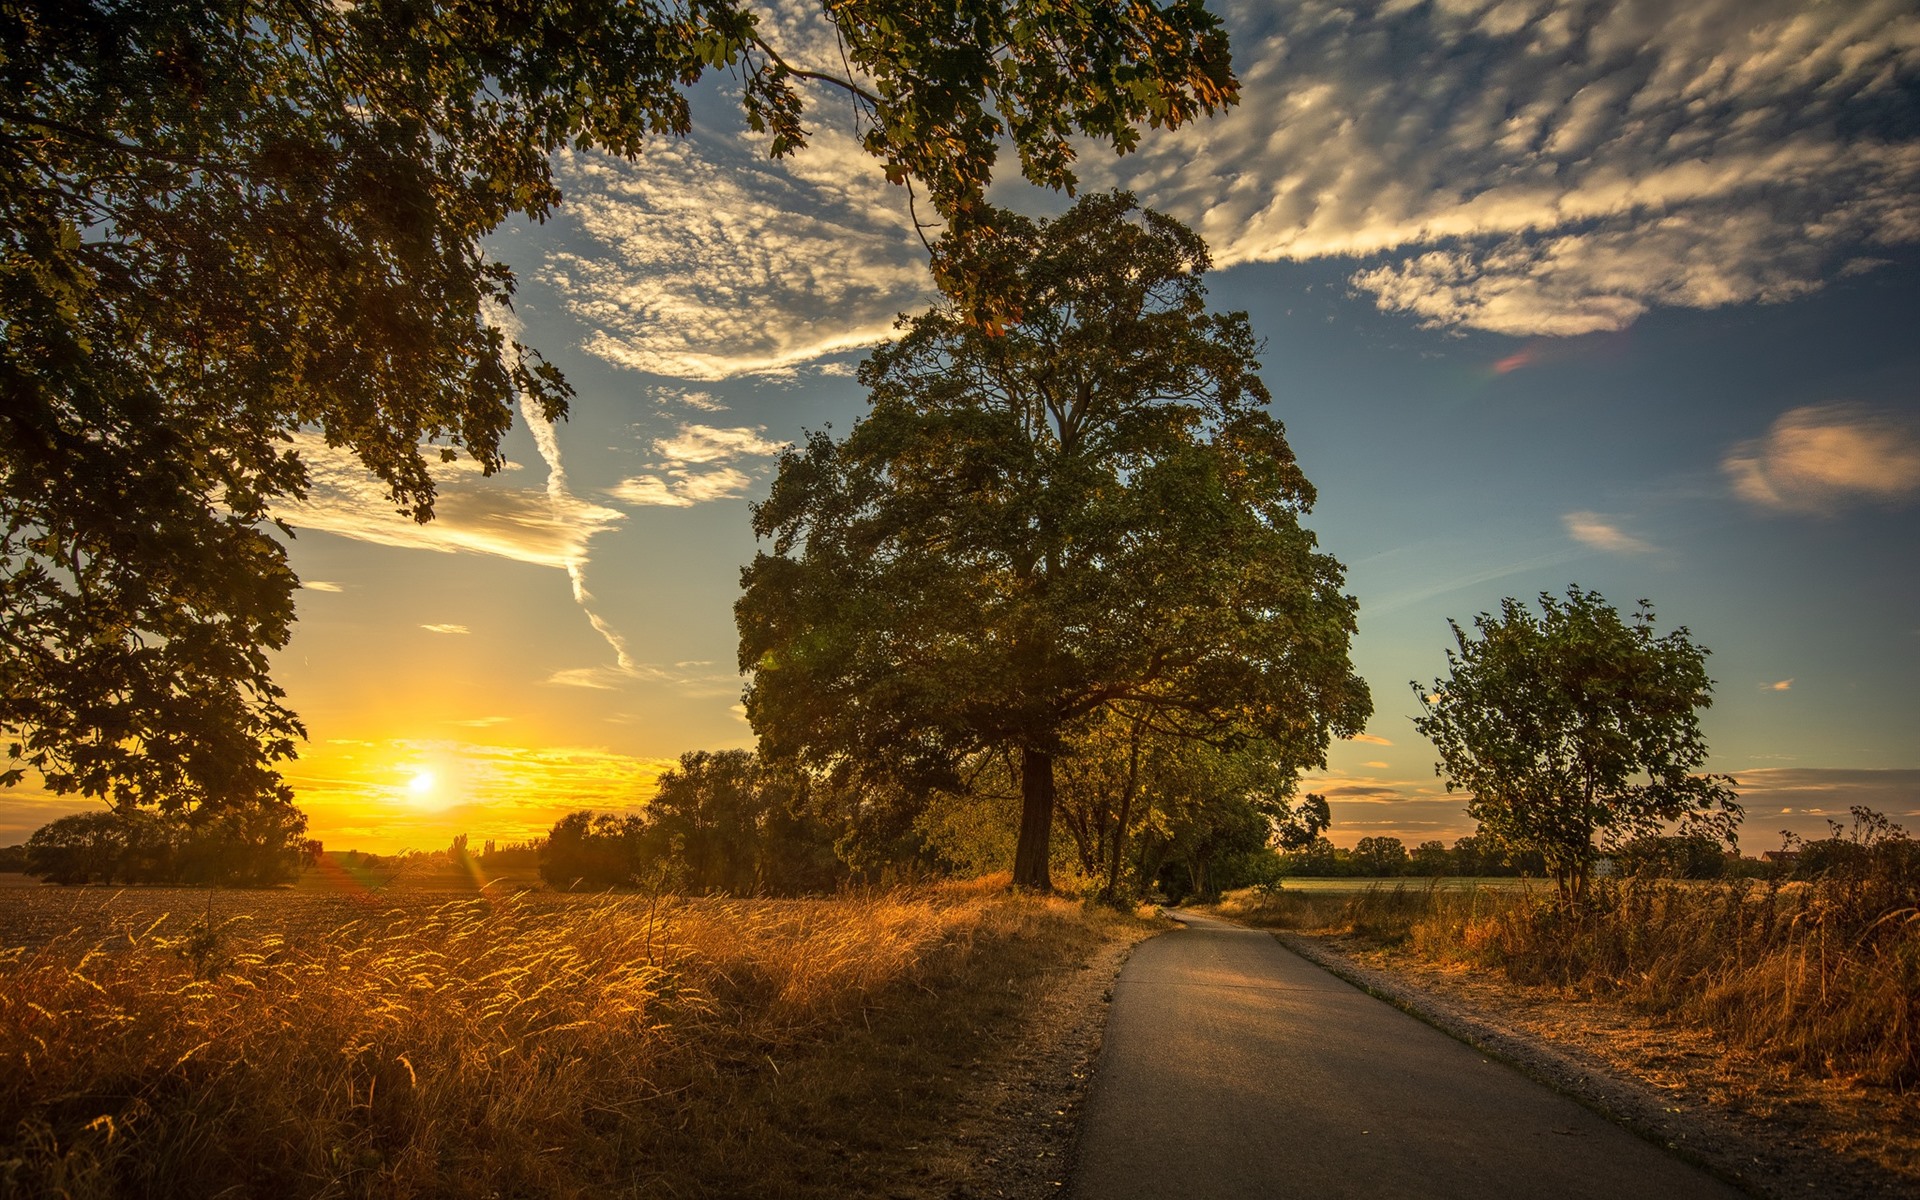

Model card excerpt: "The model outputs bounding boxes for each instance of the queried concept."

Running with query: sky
[7,0,1919,853]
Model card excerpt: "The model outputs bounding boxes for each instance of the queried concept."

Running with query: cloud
[656,424,785,465]
[1349,733,1394,746]
[1099,0,1920,337]
[421,623,470,635]
[1765,679,1793,692]
[301,580,344,592]
[529,0,1920,377]
[608,423,784,508]
[1564,510,1656,554]
[1733,768,1920,840]
[1724,404,1920,514]
[542,127,931,381]
[277,432,624,570]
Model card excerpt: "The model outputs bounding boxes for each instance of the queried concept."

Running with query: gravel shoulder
[1274,930,1920,1200]
[949,918,1160,1199]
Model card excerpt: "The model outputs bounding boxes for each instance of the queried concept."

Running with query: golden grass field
[1215,873,1920,1087]
[0,874,1140,1199]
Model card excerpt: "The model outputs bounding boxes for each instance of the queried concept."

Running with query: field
[0,872,1149,1199]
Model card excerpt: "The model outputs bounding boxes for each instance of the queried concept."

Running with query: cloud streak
[276,432,625,570]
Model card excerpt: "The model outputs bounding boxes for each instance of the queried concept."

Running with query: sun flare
[407,769,436,797]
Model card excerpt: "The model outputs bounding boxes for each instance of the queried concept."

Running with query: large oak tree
[737,193,1371,890]
[1,0,1237,812]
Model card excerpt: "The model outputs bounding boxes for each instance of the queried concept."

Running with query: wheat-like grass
[1215,871,1920,1087]
[0,880,1059,1198]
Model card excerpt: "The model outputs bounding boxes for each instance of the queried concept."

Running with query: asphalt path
[1068,910,1745,1200]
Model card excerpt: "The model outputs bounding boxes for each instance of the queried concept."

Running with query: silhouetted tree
[1353,835,1409,877]
[642,750,841,895]
[739,194,1370,890]
[3,0,1239,820]
[539,811,643,890]
[1414,586,1740,901]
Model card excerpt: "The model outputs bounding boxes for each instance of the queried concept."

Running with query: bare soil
[1277,930,1920,1200]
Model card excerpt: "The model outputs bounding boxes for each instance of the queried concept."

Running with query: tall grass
[0,878,1098,1198]
[1217,870,1920,1088]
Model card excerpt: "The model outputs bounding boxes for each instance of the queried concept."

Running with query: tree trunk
[1104,724,1142,901]
[1012,745,1056,891]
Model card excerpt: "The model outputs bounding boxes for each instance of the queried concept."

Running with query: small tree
[1412,586,1740,901]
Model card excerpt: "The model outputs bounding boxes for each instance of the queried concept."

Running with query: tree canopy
[736,192,1372,890]
[1,0,1239,813]
[1411,585,1741,900]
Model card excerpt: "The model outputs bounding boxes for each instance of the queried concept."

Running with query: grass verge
[0,877,1148,1198]
[1212,872,1920,1089]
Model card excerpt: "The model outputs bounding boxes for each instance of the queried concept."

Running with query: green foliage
[643,749,843,894]
[2,0,1240,815]
[1782,805,1920,881]
[1612,833,1730,879]
[23,801,313,885]
[1412,586,1741,901]
[1411,839,1450,876]
[738,192,1370,890]
[539,752,845,894]
[1352,835,1409,877]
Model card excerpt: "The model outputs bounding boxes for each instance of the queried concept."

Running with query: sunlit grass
[1215,872,1920,1087]
[0,877,1121,1198]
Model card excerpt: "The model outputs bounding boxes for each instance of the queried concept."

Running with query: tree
[1411,839,1450,877]
[539,810,644,890]
[1353,835,1408,877]
[2,0,1239,816]
[1412,586,1740,902]
[23,799,310,884]
[738,192,1372,890]
[641,749,841,894]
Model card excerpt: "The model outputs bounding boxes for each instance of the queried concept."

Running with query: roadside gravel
[955,922,1157,1199]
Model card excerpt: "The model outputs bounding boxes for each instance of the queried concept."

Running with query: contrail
[519,396,637,673]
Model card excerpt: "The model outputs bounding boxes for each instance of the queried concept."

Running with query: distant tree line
[18,804,318,886]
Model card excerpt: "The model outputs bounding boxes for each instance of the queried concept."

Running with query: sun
[407,769,436,797]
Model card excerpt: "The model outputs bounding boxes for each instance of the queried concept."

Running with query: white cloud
[1724,404,1920,513]
[656,424,785,465]
[542,127,931,381]
[608,467,754,508]
[606,423,783,508]
[530,0,1920,375]
[301,580,344,592]
[1098,0,1920,337]
[422,623,470,635]
[1564,510,1656,554]
[276,432,624,570]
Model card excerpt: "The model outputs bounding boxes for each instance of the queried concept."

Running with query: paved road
[1068,911,1744,1200]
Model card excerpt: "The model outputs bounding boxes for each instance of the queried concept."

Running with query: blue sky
[7,0,1916,852]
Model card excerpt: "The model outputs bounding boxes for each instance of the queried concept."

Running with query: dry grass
[0,877,1132,1198]
[1214,872,1920,1088]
